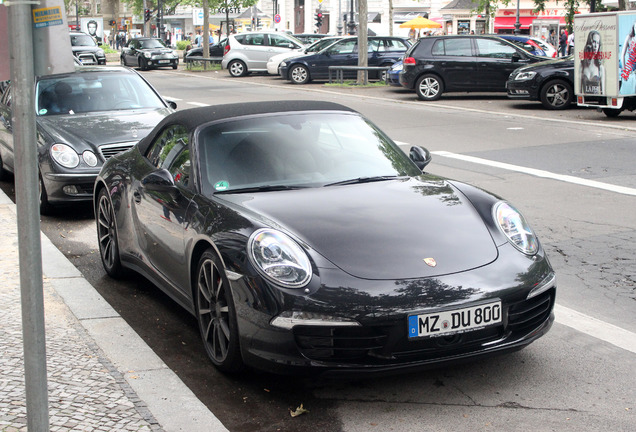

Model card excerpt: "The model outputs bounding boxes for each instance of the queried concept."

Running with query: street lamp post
[347,0,355,34]
[514,0,521,35]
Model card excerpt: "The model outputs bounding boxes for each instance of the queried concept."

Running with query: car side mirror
[142,169,176,193]
[512,52,522,62]
[409,146,432,170]
[166,100,177,110]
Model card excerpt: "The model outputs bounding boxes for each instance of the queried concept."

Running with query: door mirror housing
[409,146,432,170]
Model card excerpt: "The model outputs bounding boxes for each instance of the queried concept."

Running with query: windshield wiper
[214,184,309,194]
[324,175,403,187]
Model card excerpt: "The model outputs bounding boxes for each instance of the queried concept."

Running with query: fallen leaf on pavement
[290,404,309,417]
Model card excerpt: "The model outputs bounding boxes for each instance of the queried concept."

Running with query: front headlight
[248,228,312,288]
[50,144,79,168]
[96,49,105,57]
[82,150,98,167]
[280,61,287,67]
[144,52,152,59]
[514,71,536,81]
[494,202,538,255]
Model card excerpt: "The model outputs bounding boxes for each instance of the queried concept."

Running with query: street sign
[274,14,281,24]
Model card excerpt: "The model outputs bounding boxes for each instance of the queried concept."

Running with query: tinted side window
[367,39,380,53]
[475,39,518,59]
[244,34,265,46]
[234,35,246,44]
[380,39,408,52]
[146,125,191,187]
[269,34,297,48]
[327,40,356,54]
[442,39,473,56]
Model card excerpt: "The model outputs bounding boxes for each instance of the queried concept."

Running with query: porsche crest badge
[423,257,437,267]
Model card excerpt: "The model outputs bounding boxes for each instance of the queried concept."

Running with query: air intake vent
[99,142,136,160]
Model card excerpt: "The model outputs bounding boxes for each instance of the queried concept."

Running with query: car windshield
[139,39,166,49]
[306,38,340,53]
[36,71,166,116]
[70,34,97,47]
[198,112,422,194]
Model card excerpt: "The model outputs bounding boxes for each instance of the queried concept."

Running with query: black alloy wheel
[96,188,126,278]
[195,249,243,372]
[415,74,443,101]
[290,64,310,84]
[540,79,573,110]
[228,60,247,77]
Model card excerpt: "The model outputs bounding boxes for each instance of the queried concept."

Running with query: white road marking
[555,304,636,354]
[161,96,182,101]
[431,150,636,196]
[187,102,210,107]
[507,127,524,130]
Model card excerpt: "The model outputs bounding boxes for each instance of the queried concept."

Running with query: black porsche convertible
[94,101,556,375]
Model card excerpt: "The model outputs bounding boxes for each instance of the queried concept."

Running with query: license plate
[408,301,502,339]
[158,60,169,64]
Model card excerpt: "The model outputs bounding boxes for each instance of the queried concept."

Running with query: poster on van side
[618,13,636,96]
[574,15,618,97]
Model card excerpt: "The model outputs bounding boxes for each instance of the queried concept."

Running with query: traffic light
[315,12,323,29]
[257,17,261,28]
[144,9,151,22]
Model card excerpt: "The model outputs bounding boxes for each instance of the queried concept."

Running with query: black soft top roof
[136,100,356,155]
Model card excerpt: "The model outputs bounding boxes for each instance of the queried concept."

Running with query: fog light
[63,185,79,195]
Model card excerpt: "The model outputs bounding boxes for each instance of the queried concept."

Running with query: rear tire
[415,74,443,101]
[540,79,573,110]
[602,108,622,117]
[228,60,247,77]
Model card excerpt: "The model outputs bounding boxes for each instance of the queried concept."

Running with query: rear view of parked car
[280,36,411,84]
[400,35,544,101]
[222,32,304,77]
[506,56,574,110]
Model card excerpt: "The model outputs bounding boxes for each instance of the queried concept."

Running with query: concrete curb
[2,188,228,432]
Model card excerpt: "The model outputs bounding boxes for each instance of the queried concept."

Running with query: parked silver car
[221,32,304,77]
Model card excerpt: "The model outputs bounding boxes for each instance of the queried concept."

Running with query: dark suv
[280,36,411,84]
[399,35,544,101]
[70,31,106,65]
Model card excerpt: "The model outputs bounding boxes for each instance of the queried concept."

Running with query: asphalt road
[2,69,635,431]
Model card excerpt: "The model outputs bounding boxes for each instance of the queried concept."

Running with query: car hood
[221,177,499,280]
[139,47,174,54]
[37,108,172,151]
[514,56,574,73]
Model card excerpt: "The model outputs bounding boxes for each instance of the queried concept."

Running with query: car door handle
[133,190,142,204]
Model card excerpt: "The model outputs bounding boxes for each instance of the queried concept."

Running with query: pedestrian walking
[559,29,567,57]
[548,29,557,51]
[568,31,575,55]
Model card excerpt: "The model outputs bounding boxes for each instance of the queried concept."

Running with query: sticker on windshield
[39,109,47,115]
[214,181,229,191]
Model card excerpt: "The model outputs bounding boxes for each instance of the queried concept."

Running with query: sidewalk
[0,189,227,432]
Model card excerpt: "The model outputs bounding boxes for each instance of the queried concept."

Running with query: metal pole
[337,0,342,35]
[514,0,520,35]
[8,2,50,431]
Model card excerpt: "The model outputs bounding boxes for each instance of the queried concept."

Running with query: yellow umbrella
[399,16,442,29]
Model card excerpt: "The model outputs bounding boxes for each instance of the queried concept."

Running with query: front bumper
[228,243,556,376]
[42,171,99,204]
[506,79,540,100]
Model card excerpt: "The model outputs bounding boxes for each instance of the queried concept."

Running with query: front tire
[540,79,573,110]
[38,175,53,215]
[415,74,443,101]
[289,64,310,84]
[228,60,247,77]
[96,188,126,278]
[195,249,243,373]
[139,58,149,71]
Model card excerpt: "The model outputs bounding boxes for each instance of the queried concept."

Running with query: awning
[494,16,533,29]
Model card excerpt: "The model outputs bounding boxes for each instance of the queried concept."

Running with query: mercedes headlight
[82,150,98,167]
[248,228,312,288]
[144,52,152,58]
[51,144,79,168]
[514,71,536,81]
[494,202,538,255]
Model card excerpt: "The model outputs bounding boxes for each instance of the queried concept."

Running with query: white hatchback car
[266,36,342,75]
[222,32,304,77]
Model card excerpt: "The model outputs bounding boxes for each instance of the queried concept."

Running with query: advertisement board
[81,17,104,44]
[574,14,618,97]
[617,13,636,96]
